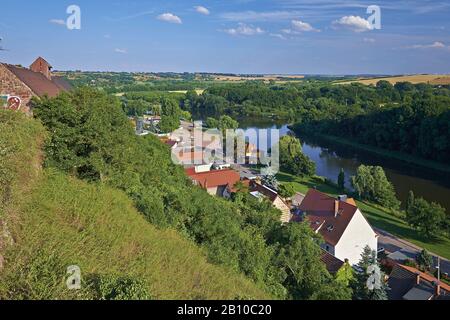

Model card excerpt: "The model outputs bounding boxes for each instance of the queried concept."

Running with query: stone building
[0,57,71,114]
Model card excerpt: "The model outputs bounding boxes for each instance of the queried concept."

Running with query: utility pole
[437,257,440,281]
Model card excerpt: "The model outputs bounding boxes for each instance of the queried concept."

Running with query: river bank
[295,130,450,176]
[205,116,450,211]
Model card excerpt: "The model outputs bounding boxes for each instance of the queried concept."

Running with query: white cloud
[270,33,287,40]
[195,6,210,16]
[104,34,112,39]
[291,20,317,32]
[157,13,182,24]
[49,19,66,26]
[114,48,128,54]
[408,42,447,49]
[333,16,372,32]
[223,23,265,36]
[281,20,319,35]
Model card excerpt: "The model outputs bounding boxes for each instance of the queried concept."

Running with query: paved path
[376,228,450,275]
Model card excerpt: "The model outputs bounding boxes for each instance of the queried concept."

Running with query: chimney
[415,272,421,285]
[334,200,339,218]
[30,57,52,80]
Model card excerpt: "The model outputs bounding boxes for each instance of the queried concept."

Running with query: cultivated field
[213,74,305,82]
[337,74,450,85]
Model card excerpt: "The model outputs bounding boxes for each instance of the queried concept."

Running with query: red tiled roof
[52,76,72,91]
[321,250,344,274]
[399,264,450,292]
[296,189,358,246]
[249,181,291,211]
[3,64,69,97]
[250,181,278,202]
[185,168,241,189]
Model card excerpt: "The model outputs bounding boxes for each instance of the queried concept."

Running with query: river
[236,117,450,212]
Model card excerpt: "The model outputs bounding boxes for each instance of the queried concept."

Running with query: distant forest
[64,71,450,165]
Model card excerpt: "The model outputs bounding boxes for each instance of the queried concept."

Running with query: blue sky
[0,0,449,74]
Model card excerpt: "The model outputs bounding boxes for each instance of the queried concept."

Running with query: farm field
[212,74,305,82]
[337,74,450,85]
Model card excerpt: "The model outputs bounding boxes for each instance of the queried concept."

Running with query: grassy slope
[0,110,268,300]
[277,172,450,260]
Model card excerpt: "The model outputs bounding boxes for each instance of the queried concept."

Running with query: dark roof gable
[3,60,71,98]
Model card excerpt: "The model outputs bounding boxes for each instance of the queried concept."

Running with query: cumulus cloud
[157,13,182,24]
[333,16,372,32]
[114,48,128,54]
[49,19,66,26]
[291,20,317,32]
[195,6,210,15]
[223,23,264,36]
[281,20,319,35]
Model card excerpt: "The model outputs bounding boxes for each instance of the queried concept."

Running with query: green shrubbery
[29,87,351,300]
[351,165,400,210]
[0,109,268,300]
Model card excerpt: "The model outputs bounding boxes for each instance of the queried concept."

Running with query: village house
[321,250,345,274]
[293,189,378,265]
[249,181,292,223]
[174,150,212,167]
[185,167,241,198]
[388,264,450,300]
[1,57,71,114]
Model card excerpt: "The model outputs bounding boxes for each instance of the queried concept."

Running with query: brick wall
[0,64,35,114]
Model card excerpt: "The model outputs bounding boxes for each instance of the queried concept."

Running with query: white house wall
[334,209,378,265]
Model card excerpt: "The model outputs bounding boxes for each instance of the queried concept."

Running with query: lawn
[277,171,450,260]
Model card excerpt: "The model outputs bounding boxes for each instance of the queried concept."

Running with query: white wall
[334,209,378,265]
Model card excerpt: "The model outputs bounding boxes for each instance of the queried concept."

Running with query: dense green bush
[32,87,350,300]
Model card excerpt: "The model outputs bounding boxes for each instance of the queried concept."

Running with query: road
[231,164,450,276]
[376,228,450,275]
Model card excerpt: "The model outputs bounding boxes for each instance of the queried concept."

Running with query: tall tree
[336,259,354,287]
[406,198,446,239]
[338,168,345,190]
[406,190,415,214]
[352,246,388,300]
[416,249,433,272]
[279,135,316,177]
[351,165,400,209]
[160,97,182,133]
